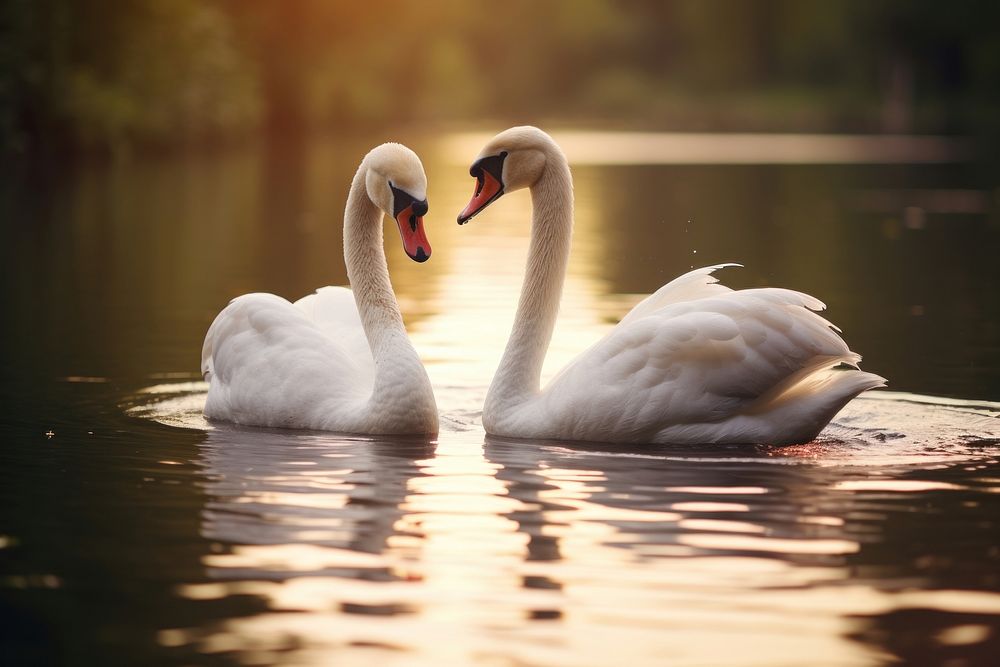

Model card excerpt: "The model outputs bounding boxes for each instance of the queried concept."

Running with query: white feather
[202,291,374,430]
[474,127,884,445]
[201,144,437,435]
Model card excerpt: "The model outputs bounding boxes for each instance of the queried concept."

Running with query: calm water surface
[1,132,999,666]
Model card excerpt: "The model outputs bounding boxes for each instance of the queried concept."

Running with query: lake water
[1,131,999,665]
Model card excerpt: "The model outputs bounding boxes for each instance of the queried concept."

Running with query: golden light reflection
[678,519,767,534]
[140,130,1000,667]
[176,590,906,667]
[678,534,860,555]
[169,415,1000,667]
[832,480,966,492]
[935,624,993,647]
[440,132,968,166]
[670,502,751,512]
[202,544,388,572]
[798,516,845,527]
[241,492,350,510]
[665,486,770,495]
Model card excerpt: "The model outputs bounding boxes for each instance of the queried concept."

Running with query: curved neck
[486,151,573,412]
[343,168,425,398]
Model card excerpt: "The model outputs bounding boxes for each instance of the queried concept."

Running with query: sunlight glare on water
[129,382,1000,666]
[123,131,1000,663]
[127,142,1000,665]
[5,128,998,666]
[440,131,969,166]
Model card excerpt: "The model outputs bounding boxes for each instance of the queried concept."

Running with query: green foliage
[2,0,998,154]
[1,0,259,153]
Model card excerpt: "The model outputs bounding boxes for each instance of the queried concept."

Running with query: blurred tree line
[1,0,998,155]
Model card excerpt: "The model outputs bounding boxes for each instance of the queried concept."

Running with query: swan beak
[395,200,431,263]
[457,153,506,224]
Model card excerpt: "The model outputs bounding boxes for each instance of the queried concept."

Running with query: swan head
[364,143,431,262]
[457,126,554,224]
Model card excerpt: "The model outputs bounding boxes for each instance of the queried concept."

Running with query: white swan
[201,143,438,434]
[457,126,885,445]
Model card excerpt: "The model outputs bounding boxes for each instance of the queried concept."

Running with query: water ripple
[113,383,1000,665]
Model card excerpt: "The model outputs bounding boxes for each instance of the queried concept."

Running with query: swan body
[202,143,438,434]
[457,126,884,445]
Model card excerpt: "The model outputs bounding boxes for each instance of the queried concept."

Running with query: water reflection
[197,427,434,574]
[483,435,873,664]
[3,129,999,666]
[481,434,1000,664]
[483,433,863,561]
[18,382,998,666]
[442,132,968,165]
[162,426,434,660]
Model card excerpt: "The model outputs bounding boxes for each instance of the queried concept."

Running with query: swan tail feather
[201,294,249,382]
[740,354,886,444]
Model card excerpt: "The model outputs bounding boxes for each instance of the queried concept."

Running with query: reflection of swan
[202,144,438,433]
[197,426,434,574]
[458,127,884,445]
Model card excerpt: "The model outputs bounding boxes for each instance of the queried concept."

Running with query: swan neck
[343,168,424,391]
[487,152,573,412]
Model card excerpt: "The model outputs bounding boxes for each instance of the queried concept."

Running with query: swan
[456,126,885,445]
[201,142,438,434]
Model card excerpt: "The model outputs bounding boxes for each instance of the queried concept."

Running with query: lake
[1,131,998,665]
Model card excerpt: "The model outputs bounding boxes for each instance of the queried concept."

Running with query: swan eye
[470,152,506,184]
[390,182,417,218]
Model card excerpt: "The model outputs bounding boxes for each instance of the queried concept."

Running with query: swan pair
[202,127,884,445]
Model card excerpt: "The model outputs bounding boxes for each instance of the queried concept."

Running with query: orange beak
[394,205,431,262]
[457,152,507,224]
[458,170,503,224]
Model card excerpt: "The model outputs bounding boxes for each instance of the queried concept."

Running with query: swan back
[461,127,883,446]
[201,142,438,434]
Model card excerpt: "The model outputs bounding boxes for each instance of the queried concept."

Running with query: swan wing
[201,293,372,428]
[540,286,879,442]
[293,286,374,374]
[617,263,740,327]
